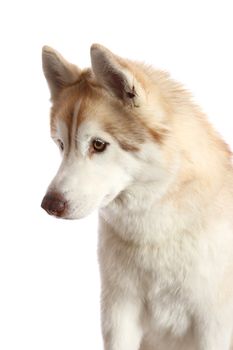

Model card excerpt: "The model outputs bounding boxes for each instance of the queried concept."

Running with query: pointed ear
[42,46,81,100]
[90,44,142,106]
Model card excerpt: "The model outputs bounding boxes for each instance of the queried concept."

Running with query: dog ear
[90,44,142,106]
[42,46,80,100]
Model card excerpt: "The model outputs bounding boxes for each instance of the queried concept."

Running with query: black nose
[41,192,67,217]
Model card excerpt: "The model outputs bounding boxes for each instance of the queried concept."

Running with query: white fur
[48,120,136,218]
[42,44,233,350]
[49,116,233,349]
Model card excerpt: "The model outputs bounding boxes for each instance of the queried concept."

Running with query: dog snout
[41,192,67,217]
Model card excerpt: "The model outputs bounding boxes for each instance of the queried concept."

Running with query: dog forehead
[50,82,103,134]
[50,79,163,153]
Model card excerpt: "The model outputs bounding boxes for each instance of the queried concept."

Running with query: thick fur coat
[41,44,233,350]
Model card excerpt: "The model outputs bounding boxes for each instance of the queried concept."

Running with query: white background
[0,1,232,349]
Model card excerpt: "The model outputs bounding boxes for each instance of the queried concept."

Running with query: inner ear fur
[42,46,81,100]
[90,44,141,106]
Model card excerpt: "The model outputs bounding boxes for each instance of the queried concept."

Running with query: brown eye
[57,139,64,151]
[92,138,108,153]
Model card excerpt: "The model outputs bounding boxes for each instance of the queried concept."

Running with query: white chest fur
[98,204,199,337]
[98,183,233,347]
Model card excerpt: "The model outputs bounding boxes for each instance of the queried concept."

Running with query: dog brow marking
[71,100,81,151]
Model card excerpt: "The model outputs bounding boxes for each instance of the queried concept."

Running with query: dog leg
[102,298,143,350]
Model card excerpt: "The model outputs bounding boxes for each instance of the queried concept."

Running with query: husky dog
[41,44,233,350]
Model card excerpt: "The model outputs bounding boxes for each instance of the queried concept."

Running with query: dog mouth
[61,193,118,220]
[61,200,98,220]
[41,189,120,220]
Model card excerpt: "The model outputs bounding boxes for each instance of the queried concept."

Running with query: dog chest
[98,222,194,336]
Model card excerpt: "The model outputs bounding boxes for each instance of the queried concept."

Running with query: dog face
[41,45,173,219]
[44,97,140,219]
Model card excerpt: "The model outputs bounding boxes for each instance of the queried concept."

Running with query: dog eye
[57,139,64,151]
[92,138,108,153]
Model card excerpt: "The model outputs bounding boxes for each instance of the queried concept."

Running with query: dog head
[41,44,172,219]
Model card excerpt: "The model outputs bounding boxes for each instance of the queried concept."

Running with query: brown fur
[50,69,166,153]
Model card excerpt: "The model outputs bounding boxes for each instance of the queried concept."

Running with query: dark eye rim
[92,138,109,153]
[57,139,64,151]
